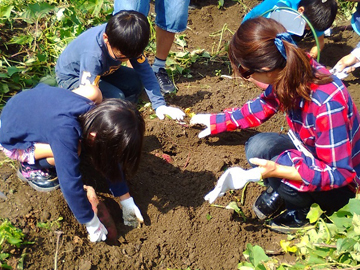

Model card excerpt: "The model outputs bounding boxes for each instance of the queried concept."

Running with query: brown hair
[229,17,332,111]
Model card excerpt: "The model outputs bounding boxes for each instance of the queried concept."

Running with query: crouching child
[0,83,145,242]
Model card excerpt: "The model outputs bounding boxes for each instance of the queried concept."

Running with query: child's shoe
[155,68,175,95]
[252,186,284,220]
[17,162,59,192]
[269,208,311,234]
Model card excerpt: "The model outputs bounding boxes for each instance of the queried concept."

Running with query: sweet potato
[84,185,118,244]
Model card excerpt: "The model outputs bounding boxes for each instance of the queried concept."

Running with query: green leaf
[244,243,269,267]
[337,238,357,253]
[346,198,360,215]
[8,34,33,45]
[306,203,323,223]
[308,253,327,264]
[0,5,14,19]
[39,75,57,86]
[7,67,20,77]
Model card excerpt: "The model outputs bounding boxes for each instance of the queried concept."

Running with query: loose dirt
[1,1,360,269]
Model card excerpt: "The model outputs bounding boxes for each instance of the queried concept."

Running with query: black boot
[252,186,284,220]
[269,208,310,234]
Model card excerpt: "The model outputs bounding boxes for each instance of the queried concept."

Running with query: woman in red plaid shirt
[191,17,360,233]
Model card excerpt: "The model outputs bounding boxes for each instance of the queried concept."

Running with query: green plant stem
[240,182,249,205]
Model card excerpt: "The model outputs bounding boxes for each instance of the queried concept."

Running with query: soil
[1,1,360,270]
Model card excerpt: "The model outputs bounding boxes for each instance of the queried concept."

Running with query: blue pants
[245,132,354,213]
[57,66,143,102]
[113,0,190,33]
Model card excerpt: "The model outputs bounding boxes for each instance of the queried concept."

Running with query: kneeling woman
[193,17,360,233]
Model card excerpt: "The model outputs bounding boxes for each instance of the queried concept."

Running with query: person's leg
[99,66,143,103]
[245,132,296,165]
[268,182,355,233]
[309,186,355,215]
[246,132,296,220]
[0,144,59,192]
[113,0,150,16]
[153,0,190,94]
[34,143,55,165]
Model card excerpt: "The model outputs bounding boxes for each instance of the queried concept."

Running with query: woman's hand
[249,158,276,179]
[249,157,303,181]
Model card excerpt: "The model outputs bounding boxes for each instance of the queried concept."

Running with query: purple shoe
[17,162,59,192]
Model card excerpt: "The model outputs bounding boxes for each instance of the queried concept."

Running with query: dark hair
[79,98,145,182]
[106,10,150,58]
[299,0,337,31]
[229,17,332,111]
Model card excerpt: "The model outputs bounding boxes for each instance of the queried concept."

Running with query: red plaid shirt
[210,59,360,192]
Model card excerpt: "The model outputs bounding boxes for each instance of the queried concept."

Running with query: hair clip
[322,0,327,3]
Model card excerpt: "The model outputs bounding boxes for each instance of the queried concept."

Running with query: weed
[0,219,33,269]
[37,216,63,230]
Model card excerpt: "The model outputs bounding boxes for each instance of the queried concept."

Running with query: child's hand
[85,214,108,242]
[120,197,144,228]
[155,105,185,121]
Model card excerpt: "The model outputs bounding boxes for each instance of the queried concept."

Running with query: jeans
[245,132,355,213]
[57,66,143,103]
[99,66,143,102]
[113,0,190,33]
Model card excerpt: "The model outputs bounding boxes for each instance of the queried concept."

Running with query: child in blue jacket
[0,83,145,242]
[55,10,184,121]
[243,0,338,59]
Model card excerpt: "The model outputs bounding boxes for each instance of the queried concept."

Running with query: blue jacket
[0,84,129,223]
[243,0,324,37]
[55,24,166,109]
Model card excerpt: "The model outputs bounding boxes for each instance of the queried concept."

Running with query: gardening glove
[330,61,360,80]
[190,114,211,138]
[120,197,144,228]
[85,213,108,242]
[155,105,185,121]
[204,167,262,204]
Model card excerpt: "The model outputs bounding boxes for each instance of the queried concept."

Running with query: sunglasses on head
[238,64,254,79]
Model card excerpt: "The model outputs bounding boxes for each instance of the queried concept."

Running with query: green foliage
[0,219,33,269]
[337,0,357,21]
[36,216,63,230]
[0,0,113,100]
[238,199,360,269]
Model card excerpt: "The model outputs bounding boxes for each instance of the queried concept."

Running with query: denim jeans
[113,0,190,32]
[57,66,143,103]
[99,66,143,102]
[245,132,354,213]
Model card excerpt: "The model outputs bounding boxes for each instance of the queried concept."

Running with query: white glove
[190,114,211,138]
[120,197,144,228]
[155,105,185,121]
[330,62,360,80]
[204,167,262,204]
[85,213,108,242]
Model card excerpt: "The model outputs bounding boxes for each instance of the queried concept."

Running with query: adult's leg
[113,0,150,16]
[245,132,295,166]
[246,132,296,219]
